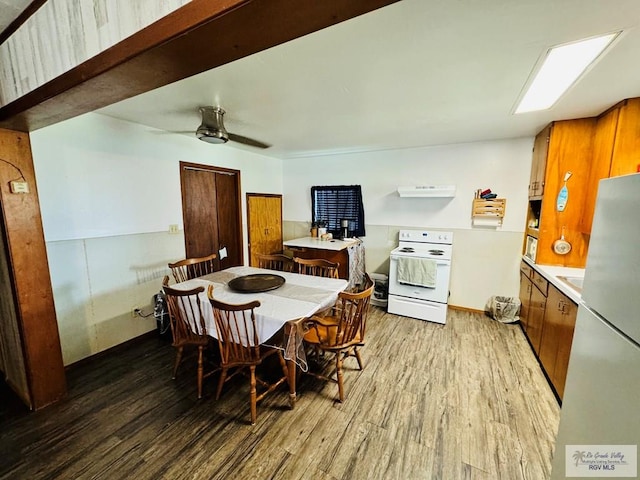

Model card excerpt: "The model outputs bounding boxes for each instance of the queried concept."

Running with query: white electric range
[387,229,453,324]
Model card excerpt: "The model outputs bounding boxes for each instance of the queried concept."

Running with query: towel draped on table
[397,257,437,288]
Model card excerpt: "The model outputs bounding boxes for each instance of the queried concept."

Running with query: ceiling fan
[196,106,270,149]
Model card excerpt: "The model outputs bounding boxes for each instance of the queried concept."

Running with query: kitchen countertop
[284,236,359,251]
[522,256,584,304]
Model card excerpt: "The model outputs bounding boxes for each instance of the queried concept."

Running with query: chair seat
[303,316,362,346]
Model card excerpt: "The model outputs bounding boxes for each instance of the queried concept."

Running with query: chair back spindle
[168,253,217,283]
[257,253,294,272]
[294,257,340,279]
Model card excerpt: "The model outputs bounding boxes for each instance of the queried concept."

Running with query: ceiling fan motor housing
[197,106,229,143]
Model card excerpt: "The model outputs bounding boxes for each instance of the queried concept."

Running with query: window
[311,185,365,237]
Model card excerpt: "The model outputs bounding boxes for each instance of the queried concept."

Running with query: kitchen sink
[557,275,584,292]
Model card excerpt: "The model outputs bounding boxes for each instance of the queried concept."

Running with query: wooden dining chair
[302,283,374,402]
[168,253,217,283]
[294,257,340,279]
[257,253,294,272]
[163,279,218,399]
[207,286,289,425]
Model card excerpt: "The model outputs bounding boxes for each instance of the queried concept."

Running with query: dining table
[170,265,348,407]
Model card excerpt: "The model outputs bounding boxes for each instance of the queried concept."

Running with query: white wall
[29,115,531,363]
[30,113,283,365]
[282,139,532,310]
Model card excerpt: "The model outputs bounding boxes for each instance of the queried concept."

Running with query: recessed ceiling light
[515,32,620,114]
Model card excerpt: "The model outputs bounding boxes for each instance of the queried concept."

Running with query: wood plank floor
[0,308,560,480]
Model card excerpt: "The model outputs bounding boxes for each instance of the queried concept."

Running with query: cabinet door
[538,285,563,383]
[579,106,619,234]
[551,293,577,399]
[535,118,595,268]
[610,98,640,177]
[538,284,578,400]
[518,272,532,331]
[527,284,547,354]
[529,125,551,198]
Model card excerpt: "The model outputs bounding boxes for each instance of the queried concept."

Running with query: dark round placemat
[227,274,286,293]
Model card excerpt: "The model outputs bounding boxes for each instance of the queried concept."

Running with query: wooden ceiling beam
[0,0,399,132]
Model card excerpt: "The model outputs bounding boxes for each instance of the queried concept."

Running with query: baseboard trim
[449,304,484,314]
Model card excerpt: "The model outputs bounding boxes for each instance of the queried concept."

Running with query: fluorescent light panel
[515,32,619,114]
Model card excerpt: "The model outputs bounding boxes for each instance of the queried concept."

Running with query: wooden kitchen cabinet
[529,125,551,198]
[578,104,620,234]
[524,119,595,267]
[579,97,640,234]
[519,273,531,331]
[518,262,547,354]
[610,97,640,177]
[538,284,577,400]
[527,273,548,354]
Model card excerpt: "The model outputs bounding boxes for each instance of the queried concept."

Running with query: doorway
[180,162,243,269]
[246,194,283,266]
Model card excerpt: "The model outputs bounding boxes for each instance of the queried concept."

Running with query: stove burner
[428,249,445,255]
[400,247,415,253]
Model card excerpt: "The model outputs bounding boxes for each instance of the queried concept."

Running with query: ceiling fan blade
[228,132,271,149]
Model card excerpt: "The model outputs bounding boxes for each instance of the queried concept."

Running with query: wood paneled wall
[0,127,66,409]
[0,0,400,132]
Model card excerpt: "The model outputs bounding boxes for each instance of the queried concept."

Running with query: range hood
[397,185,456,198]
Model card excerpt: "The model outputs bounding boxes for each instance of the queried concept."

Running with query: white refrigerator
[551,174,640,479]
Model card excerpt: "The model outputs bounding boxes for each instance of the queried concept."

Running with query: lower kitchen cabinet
[518,271,531,331]
[519,261,547,354]
[518,261,578,400]
[539,284,578,399]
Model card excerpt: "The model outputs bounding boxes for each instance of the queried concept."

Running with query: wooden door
[180,162,243,271]
[247,194,283,267]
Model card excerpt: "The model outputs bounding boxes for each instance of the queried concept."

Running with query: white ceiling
[85,1,640,158]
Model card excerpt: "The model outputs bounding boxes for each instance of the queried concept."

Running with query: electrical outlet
[169,224,179,234]
[131,307,141,318]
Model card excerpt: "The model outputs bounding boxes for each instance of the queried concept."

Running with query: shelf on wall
[397,185,456,198]
[472,198,506,226]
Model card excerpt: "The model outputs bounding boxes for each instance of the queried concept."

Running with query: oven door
[388,254,451,303]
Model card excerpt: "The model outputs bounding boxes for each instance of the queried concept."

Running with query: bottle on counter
[317,221,327,237]
[310,221,318,238]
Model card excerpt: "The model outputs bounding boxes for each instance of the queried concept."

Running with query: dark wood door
[180,163,243,270]
[247,194,283,266]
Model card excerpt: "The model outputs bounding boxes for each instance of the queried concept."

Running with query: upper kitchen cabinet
[579,97,640,234]
[610,97,640,176]
[527,119,596,267]
[529,125,551,198]
[578,104,620,234]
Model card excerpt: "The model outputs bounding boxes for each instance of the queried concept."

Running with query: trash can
[153,291,172,340]
[369,273,389,308]
[485,296,521,323]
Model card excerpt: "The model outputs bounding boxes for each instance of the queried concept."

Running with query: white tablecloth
[171,266,348,368]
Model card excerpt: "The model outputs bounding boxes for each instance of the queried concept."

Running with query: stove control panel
[399,230,453,245]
